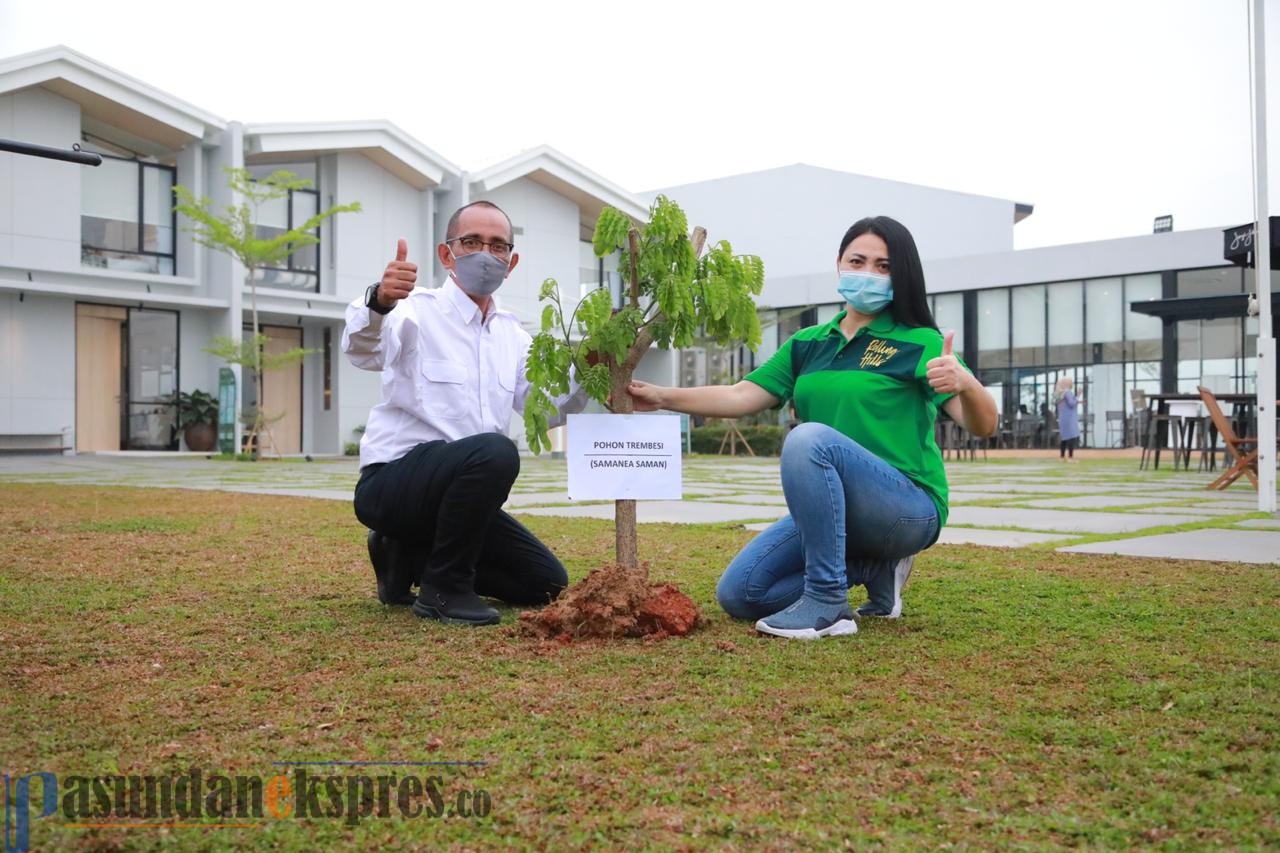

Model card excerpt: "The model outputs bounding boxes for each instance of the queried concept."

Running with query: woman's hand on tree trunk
[627,380,667,412]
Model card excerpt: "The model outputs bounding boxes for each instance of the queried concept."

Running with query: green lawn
[2,484,1277,849]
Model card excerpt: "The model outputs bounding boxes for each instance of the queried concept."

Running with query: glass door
[125,309,179,449]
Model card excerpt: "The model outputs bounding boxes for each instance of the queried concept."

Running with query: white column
[1250,0,1275,510]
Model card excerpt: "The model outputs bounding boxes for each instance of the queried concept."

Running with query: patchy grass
[1,483,1277,850]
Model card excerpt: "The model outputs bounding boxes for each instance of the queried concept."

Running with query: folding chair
[1105,410,1126,447]
[1196,386,1258,490]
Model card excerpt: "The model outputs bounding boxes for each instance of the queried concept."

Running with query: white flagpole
[1250,0,1276,511]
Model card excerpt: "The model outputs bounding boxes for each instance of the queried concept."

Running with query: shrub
[690,423,784,456]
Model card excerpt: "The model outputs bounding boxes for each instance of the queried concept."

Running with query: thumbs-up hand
[925,330,972,394]
[377,238,417,308]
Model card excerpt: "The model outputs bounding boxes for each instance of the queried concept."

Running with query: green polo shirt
[745,310,967,527]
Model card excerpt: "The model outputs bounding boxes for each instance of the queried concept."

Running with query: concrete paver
[1019,496,1165,510]
[1058,529,1280,564]
[947,506,1204,534]
[1128,505,1261,517]
[935,528,1069,547]
[518,502,782,524]
[715,494,790,507]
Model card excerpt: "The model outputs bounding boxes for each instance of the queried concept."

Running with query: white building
[655,166,1266,447]
[3,46,1265,457]
[0,46,647,456]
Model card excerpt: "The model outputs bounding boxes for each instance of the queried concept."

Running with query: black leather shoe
[411,585,501,626]
[366,530,416,606]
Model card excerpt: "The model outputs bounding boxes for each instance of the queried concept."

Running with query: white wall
[476,178,580,328]
[337,352,381,454]
[0,292,75,438]
[0,88,82,272]
[333,151,426,304]
[174,143,203,282]
[925,227,1227,294]
[654,164,1018,295]
[179,309,221,395]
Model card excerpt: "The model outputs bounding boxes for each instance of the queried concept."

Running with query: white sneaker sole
[855,607,900,620]
[753,618,859,640]
[891,556,914,618]
[857,557,914,619]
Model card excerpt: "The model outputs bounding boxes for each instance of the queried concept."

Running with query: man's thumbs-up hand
[926,329,973,394]
[376,238,417,309]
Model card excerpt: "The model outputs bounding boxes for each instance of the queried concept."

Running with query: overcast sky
[0,0,1271,251]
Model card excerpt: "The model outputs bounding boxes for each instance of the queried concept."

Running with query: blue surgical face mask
[449,248,509,296]
[838,271,893,315]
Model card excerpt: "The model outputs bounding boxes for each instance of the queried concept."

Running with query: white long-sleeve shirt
[342,277,585,468]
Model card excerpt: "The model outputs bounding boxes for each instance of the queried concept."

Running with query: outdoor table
[1141,393,1257,470]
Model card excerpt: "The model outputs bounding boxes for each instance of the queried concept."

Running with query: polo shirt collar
[866,311,897,334]
[829,309,898,337]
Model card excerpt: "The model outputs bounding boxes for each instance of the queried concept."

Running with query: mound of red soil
[519,565,701,640]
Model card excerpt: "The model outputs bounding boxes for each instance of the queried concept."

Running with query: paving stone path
[2,451,1276,564]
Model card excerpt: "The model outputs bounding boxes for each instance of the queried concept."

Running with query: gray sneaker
[755,595,858,640]
[856,555,914,619]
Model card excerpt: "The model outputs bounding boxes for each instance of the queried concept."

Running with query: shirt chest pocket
[494,357,518,393]
[416,358,470,420]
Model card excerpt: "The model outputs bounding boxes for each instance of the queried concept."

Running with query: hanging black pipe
[0,138,101,166]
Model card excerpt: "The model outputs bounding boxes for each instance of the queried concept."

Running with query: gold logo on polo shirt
[859,338,899,369]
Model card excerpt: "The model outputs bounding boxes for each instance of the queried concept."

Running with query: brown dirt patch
[519,564,702,640]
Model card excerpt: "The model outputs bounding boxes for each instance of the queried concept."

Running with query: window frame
[252,182,322,293]
[80,151,178,276]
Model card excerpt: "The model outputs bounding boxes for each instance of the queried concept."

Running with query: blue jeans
[716,422,940,620]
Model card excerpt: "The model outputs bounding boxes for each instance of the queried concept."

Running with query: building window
[1046,281,1083,365]
[976,289,1009,369]
[81,152,176,276]
[1085,277,1124,362]
[251,186,320,292]
[248,164,320,292]
[933,292,964,353]
[1177,266,1242,297]
[1123,274,1163,362]
[323,327,332,411]
[1010,284,1046,367]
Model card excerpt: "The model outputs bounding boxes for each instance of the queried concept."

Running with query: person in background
[1054,376,1082,462]
[628,216,998,640]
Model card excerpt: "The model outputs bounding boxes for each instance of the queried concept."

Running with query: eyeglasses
[448,236,513,259]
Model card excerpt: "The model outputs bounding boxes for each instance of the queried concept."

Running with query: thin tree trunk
[609,226,708,573]
[612,229,644,571]
[611,367,639,572]
[249,266,263,460]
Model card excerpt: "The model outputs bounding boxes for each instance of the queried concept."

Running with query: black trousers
[353,434,567,604]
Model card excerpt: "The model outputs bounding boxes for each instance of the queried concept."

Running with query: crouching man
[342,201,584,626]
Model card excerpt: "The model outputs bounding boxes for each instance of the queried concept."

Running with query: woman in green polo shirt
[628,216,998,640]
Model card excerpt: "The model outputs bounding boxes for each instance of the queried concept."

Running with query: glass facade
[759,262,1256,448]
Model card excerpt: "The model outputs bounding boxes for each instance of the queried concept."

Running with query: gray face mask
[450,250,509,296]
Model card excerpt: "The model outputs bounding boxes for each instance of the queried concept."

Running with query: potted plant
[177,390,219,452]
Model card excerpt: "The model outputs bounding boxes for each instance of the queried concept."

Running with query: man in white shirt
[342,201,584,626]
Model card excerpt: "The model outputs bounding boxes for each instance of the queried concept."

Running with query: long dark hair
[838,216,937,330]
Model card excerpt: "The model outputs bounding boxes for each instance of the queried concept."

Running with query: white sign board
[567,414,682,501]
